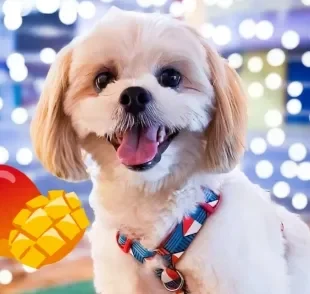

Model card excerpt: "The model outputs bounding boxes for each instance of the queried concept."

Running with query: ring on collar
[161,268,185,292]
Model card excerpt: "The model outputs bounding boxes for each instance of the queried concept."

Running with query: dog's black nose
[119,87,152,115]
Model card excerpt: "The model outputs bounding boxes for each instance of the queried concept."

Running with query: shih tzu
[31,7,310,294]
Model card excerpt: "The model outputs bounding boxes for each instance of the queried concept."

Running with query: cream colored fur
[31,7,310,294]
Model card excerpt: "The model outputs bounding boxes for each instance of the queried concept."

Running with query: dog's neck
[89,167,234,249]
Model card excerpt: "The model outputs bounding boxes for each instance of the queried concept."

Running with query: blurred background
[0,0,309,293]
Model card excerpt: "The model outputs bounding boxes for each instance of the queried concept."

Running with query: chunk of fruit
[26,195,49,210]
[71,208,89,230]
[36,228,66,256]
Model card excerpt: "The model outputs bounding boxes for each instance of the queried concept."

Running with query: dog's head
[31,8,247,186]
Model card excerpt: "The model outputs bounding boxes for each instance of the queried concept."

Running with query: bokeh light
[16,148,33,166]
[292,193,308,210]
[4,15,22,30]
[255,160,274,179]
[36,0,61,14]
[281,30,300,50]
[250,138,267,155]
[78,1,96,19]
[266,128,286,147]
[248,82,264,98]
[11,107,29,125]
[265,73,282,90]
[0,146,9,164]
[288,143,307,162]
[302,51,310,67]
[2,0,23,16]
[286,99,302,115]
[264,109,283,127]
[287,81,303,97]
[212,25,232,45]
[9,65,28,82]
[273,181,290,199]
[59,0,78,25]
[248,56,263,72]
[280,160,298,178]
[255,20,274,40]
[0,269,13,285]
[6,53,25,69]
[239,19,256,39]
[267,49,286,66]
[228,53,243,69]
[40,48,57,64]
[297,162,310,181]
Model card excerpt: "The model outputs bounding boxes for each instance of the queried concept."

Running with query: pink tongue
[117,126,159,166]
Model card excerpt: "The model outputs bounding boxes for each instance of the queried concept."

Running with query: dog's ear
[202,42,247,172]
[30,44,88,181]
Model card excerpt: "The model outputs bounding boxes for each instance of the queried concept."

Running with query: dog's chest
[92,175,224,293]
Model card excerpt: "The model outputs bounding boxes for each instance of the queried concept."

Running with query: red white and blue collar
[116,186,221,293]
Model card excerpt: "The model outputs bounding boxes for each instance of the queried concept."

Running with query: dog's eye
[94,72,115,91]
[158,68,182,88]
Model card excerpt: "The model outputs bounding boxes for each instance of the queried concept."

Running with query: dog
[31,7,310,294]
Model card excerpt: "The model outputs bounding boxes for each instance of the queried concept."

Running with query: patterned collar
[116,186,221,293]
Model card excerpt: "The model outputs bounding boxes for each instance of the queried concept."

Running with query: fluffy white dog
[31,7,310,294]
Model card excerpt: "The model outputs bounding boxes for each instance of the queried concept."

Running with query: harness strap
[117,186,220,293]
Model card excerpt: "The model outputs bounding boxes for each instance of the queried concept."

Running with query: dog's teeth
[116,133,123,144]
[157,126,166,143]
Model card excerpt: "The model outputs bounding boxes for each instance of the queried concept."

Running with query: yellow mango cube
[8,230,18,245]
[13,209,32,227]
[21,246,46,268]
[47,190,65,200]
[21,208,53,238]
[71,208,89,230]
[10,233,35,259]
[64,192,81,210]
[26,195,49,210]
[55,215,81,240]
[44,196,71,220]
[36,228,66,256]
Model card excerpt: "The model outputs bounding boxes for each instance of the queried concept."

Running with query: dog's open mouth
[108,125,179,171]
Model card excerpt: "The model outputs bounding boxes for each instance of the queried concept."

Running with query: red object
[0,165,41,239]
[116,232,132,254]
